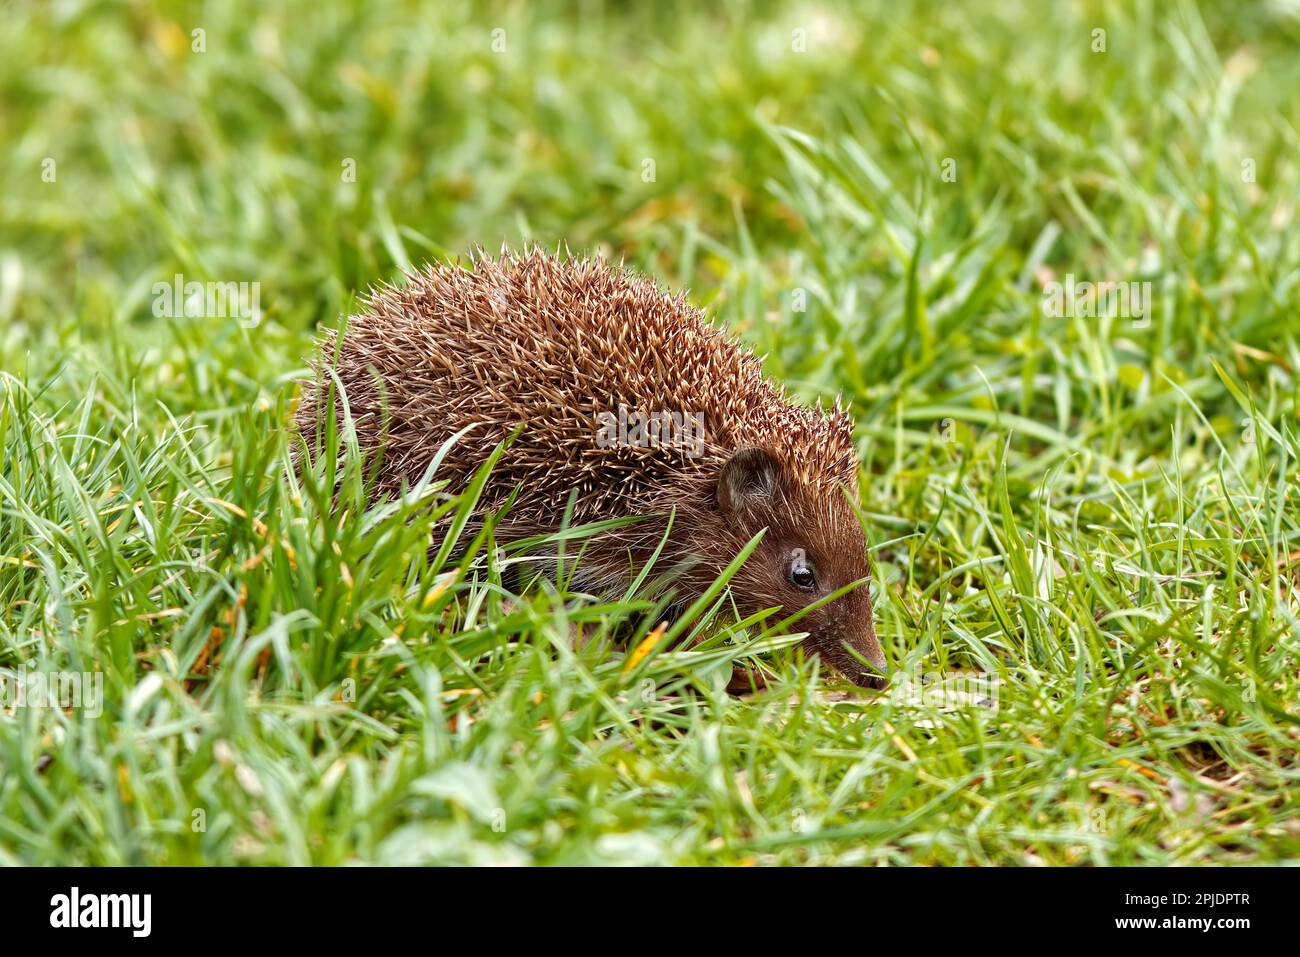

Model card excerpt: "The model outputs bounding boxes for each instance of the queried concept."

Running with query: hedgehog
[297,248,886,688]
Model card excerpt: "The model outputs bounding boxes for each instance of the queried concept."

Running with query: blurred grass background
[1,0,1299,864]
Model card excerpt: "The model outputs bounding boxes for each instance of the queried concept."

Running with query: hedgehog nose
[861,670,889,691]
[857,656,889,690]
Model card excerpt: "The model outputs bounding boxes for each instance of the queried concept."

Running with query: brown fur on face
[677,447,885,689]
[299,248,885,688]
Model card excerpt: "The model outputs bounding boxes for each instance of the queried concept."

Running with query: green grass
[2,0,1300,865]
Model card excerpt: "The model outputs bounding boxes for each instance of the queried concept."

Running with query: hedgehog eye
[789,551,817,591]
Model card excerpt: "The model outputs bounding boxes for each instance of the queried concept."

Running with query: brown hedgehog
[298,248,886,688]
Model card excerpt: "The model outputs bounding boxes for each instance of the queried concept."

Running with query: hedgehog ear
[717,448,779,514]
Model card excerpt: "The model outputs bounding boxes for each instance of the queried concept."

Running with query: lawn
[1,0,1298,865]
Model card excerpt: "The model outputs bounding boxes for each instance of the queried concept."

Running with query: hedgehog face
[713,448,887,689]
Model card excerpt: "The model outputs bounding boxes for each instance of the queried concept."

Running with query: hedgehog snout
[857,661,889,691]
[842,639,889,690]
[816,601,887,690]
